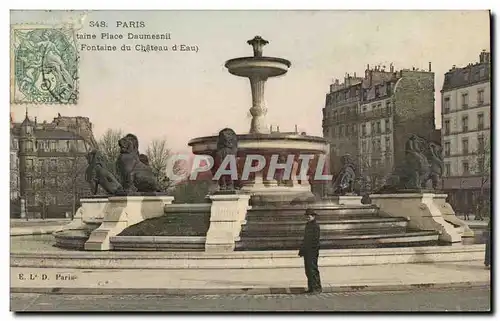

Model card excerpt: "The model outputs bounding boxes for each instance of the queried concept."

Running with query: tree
[29,159,60,219]
[472,136,491,220]
[145,138,186,192]
[357,150,393,193]
[59,143,91,218]
[96,128,123,176]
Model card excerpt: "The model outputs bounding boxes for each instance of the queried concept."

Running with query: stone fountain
[189,36,328,203]
[52,36,474,253]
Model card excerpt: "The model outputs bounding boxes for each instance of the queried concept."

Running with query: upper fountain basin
[225,56,291,78]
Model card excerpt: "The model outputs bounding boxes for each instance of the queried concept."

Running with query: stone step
[248,206,378,215]
[240,226,410,237]
[240,218,408,234]
[235,231,440,251]
[246,208,380,221]
[110,236,206,251]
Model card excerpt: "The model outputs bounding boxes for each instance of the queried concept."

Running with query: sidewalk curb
[11,226,64,236]
[10,281,490,296]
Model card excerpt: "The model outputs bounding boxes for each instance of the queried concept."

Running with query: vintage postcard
[9,9,491,312]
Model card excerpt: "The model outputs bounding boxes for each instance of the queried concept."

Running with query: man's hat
[305,208,317,216]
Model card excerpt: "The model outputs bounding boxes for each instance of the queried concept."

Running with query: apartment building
[441,50,491,215]
[323,63,436,191]
[11,111,97,218]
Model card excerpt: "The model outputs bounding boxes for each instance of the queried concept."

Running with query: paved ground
[10,219,70,228]
[11,286,491,312]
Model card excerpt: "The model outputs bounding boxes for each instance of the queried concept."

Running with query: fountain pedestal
[205,193,251,252]
[80,195,174,251]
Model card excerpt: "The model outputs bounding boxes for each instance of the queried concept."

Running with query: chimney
[479,50,490,63]
[354,72,357,78]
[428,62,432,72]
[390,63,394,73]
[295,124,298,133]
[277,126,280,132]
[34,117,37,126]
[270,125,273,132]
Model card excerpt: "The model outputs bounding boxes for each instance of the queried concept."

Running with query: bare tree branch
[96,129,123,175]
[145,137,187,191]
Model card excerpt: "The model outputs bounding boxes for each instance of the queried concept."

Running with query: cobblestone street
[11,286,490,312]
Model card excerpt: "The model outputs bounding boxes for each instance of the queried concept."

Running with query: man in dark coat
[299,208,322,294]
[485,219,491,269]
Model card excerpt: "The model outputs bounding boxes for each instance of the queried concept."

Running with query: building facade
[441,50,491,216]
[11,112,97,218]
[323,63,436,191]
[10,112,20,201]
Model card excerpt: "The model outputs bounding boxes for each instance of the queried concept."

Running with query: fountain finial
[247,36,269,57]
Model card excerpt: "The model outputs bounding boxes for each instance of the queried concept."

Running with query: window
[445,163,451,176]
[444,120,450,135]
[478,89,485,105]
[385,136,391,151]
[362,124,367,136]
[386,101,392,114]
[362,106,367,113]
[462,161,469,175]
[50,141,57,151]
[478,135,485,152]
[444,142,451,156]
[462,116,469,132]
[334,111,338,119]
[477,113,484,130]
[462,138,469,155]
[376,121,381,134]
[385,119,390,132]
[461,92,469,108]
[50,159,57,171]
[26,159,33,170]
[443,97,450,113]
[25,141,33,152]
[478,157,485,173]
[375,86,380,98]
[480,67,485,78]
[27,177,33,187]
[340,125,344,137]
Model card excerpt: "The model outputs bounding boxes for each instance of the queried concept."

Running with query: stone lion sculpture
[376,134,444,192]
[426,141,444,190]
[215,128,239,191]
[331,154,357,195]
[85,149,124,195]
[115,133,160,194]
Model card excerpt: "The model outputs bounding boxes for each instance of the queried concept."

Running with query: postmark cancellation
[10,25,79,104]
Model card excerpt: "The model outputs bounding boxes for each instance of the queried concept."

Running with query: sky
[10,10,491,153]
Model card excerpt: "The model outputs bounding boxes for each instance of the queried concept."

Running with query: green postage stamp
[10,25,79,104]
